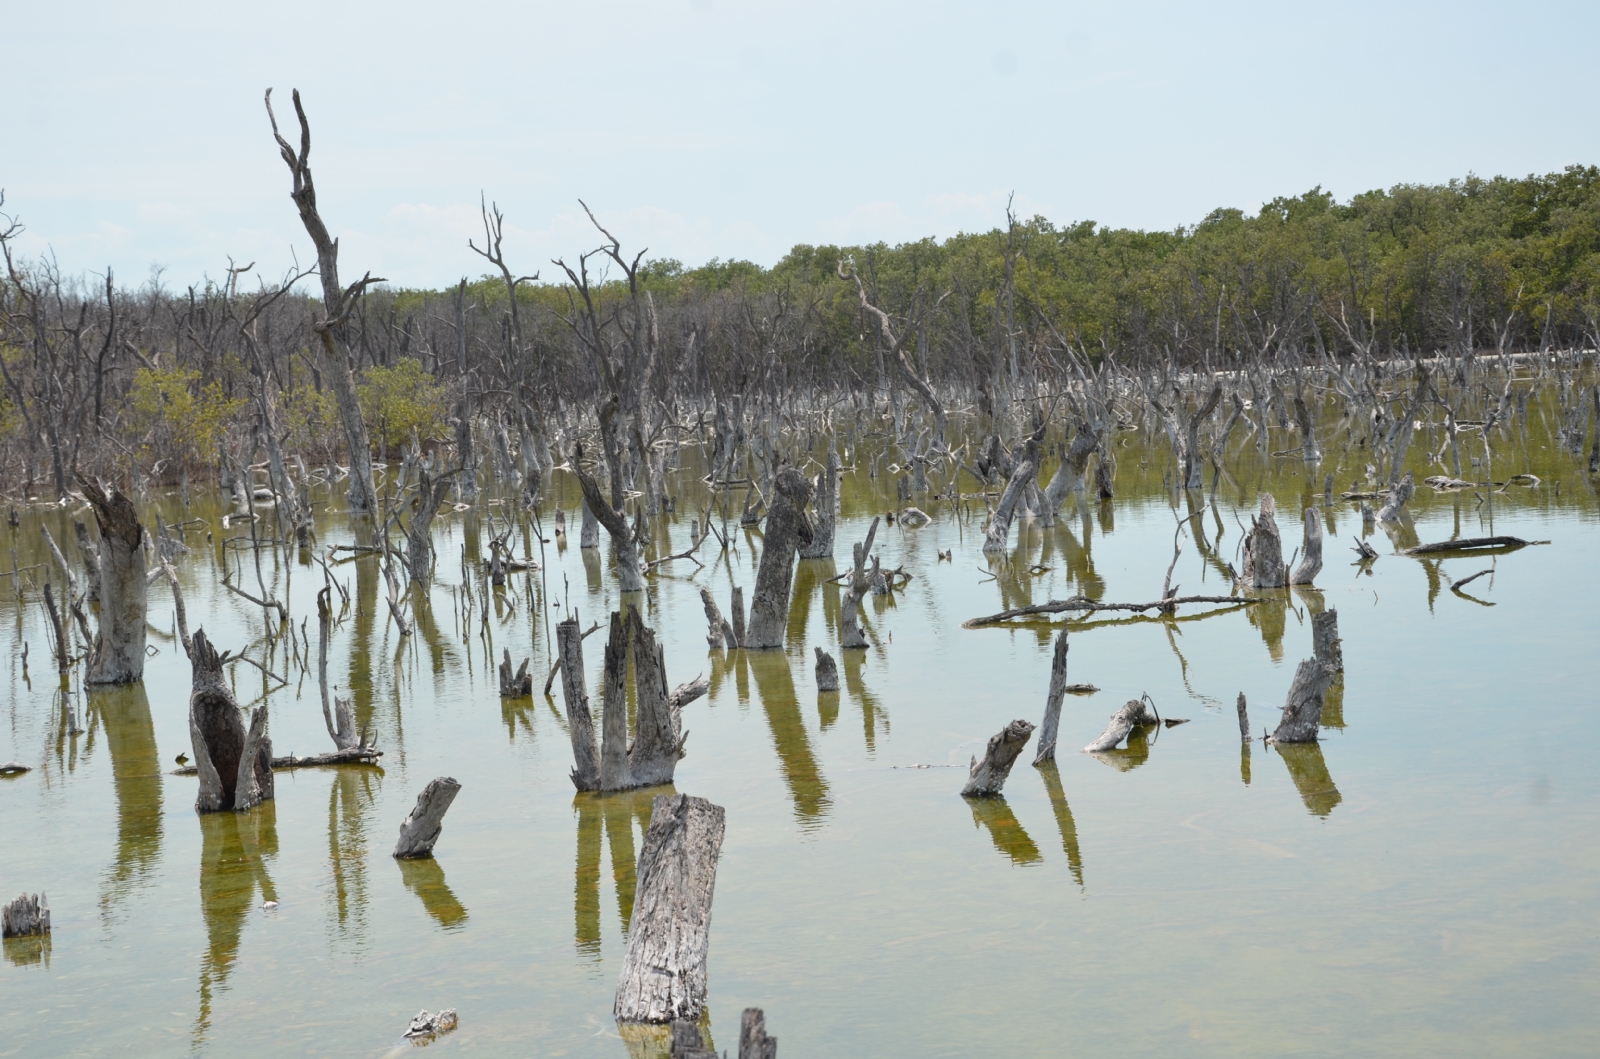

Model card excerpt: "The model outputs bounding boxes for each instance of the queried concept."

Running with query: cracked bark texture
[83,481,147,684]
[745,467,813,649]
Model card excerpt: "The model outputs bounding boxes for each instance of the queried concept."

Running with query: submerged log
[962,593,1258,627]
[1032,629,1071,765]
[614,794,726,1023]
[2,893,49,938]
[1399,535,1546,556]
[961,719,1035,796]
[1290,506,1323,585]
[82,480,147,684]
[1084,698,1158,753]
[1270,658,1336,743]
[393,776,461,858]
[187,629,273,813]
[1242,493,1286,589]
[746,467,814,649]
[814,647,839,692]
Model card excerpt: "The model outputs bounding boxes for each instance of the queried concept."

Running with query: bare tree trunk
[393,777,461,858]
[1312,609,1343,672]
[580,498,600,548]
[557,617,602,791]
[698,587,735,649]
[1032,630,1070,764]
[814,646,839,692]
[961,719,1035,796]
[982,430,1041,553]
[839,518,879,650]
[628,611,683,787]
[599,610,633,791]
[72,520,100,602]
[187,629,272,813]
[1294,389,1322,462]
[406,468,454,583]
[729,587,746,649]
[739,1009,778,1059]
[1270,658,1336,743]
[745,467,813,649]
[498,649,533,697]
[1,893,49,938]
[83,481,147,684]
[1290,506,1324,585]
[614,794,726,1024]
[798,447,838,560]
[316,589,361,750]
[575,466,645,592]
[1243,493,1286,589]
[1041,422,1100,525]
[1377,472,1415,522]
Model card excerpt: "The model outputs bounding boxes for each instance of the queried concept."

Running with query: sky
[6,0,1599,293]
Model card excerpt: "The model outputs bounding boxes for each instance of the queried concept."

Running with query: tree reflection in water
[96,683,162,923]
[967,796,1042,865]
[195,803,279,1049]
[1277,743,1343,817]
[397,857,468,930]
[1035,762,1085,887]
[748,650,830,826]
[573,788,666,957]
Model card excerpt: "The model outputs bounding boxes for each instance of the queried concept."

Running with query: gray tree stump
[73,520,101,602]
[1236,692,1250,744]
[188,629,273,813]
[498,649,533,698]
[698,587,735,649]
[406,468,455,582]
[600,611,633,792]
[729,586,747,649]
[1084,698,1158,753]
[839,517,880,650]
[557,617,602,791]
[1313,609,1343,672]
[1032,629,1071,764]
[1270,658,1336,743]
[814,647,839,692]
[982,430,1041,553]
[2,892,49,937]
[1243,493,1286,589]
[317,589,362,751]
[1290,506,1324,585]
[614,794,726,1023]
[746,468,814,648]
[797,447,838,560]
[961,719,1036,796]
[393,777,461,858]
[739,1008,778,1059]
[627,613,682,788]
[1041,421,1101,526]
[1377,472,1415,522]
[83,481,147,685]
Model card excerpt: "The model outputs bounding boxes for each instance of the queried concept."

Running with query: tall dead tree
[264,88,382,517]
[82,480,146,685]
[982,428,1042,553]
[840,262,949,448]
[745,467,814,649]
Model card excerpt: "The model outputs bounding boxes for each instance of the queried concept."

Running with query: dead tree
[698,587,737,649]
[1032,629,1070,764]
[72,521,100,602]
[574,463,645,592]
[406,468,456,582]
[839,517,880,649]
[1242,493,1286,589]
[265,88,383,516]
[593,609,693,792]
[962,720,1035,796]
[1159,383,1222,489]
[1236,692,1250,743]
[814,647,839,692]
[1312,610,1343,672]
[1377,472,1415,522]
[614,794,727,1024]
[840,261,949,448]
[1084,698,1158,753]
[316,589,362,750]
[1041,421,1101,525]
[1270,658,1336,743]
[982,428,1042,553]
[188,629,273,812]
[556,617,602,790]
[498,649,533,697]
[745,467,814,649]
[2,893,49,938]
[1290,506,1324,585]
[393,777,461,858]
[797,447,838,559]
[82,480,146,684]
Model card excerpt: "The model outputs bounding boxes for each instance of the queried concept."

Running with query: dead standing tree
[264,88,383,517]
[82,480,147,685]
[745,467,814,649]
[840,261,950,449]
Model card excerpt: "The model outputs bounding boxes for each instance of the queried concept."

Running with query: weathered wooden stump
[1243,493,1286,589]
[1084,698,1158,753]
[1270,658,1337,743]
[188,629,273,813]
[614,794,726,1024]
[499,649,533,697]
[746,468,814,648]
[814,647,839,692]
[961,720,1035,796]
[982,430,1041,553]
[82,480,148,685]
[1312,609,1343,672]
[1290,506,1324,585]
[738,1008,778,1059]
[557,617,603,790]
[393,777,461,858]
[798,447,838,560]
[1033,629,1071,765]
[1377,472,1415,522]
[2,893,49,937]
[1236,692,1250,744]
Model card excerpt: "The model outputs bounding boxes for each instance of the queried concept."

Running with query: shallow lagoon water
[4,408,1599,1057]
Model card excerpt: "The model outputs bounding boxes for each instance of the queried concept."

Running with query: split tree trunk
[961,719,1036,796]
[840,518,879,649]
[1032,629,1070,764]
[745,467,813,649]
[393,776,461,858]
[698,587,736,649]
[187,629,273,813]
[1270,657,1336,743]
[1243,493,1286,589]
[499,650,533,697]
[798,448,838,559]
[983,430,1041,553]
[83,481,147,684]
[614,794,727,1023]
[1290,506,1324,585]
[628,611,683,788]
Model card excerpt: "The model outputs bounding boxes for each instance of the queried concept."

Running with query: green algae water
[4,398,1599,1057]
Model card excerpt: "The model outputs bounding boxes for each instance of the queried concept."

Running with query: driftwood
[0,761,31,776]
[403,1009,459,1040]
[814,647,839,692]
[1290,506,1323,585]
[1312,609,1343,672]
[1400,535,1546,556]
[1032,629,1070,765]
[1352,537,1379,561]
[746,467,814,648]
[961,719,1035,796]
[1242,493,1286,589]
[498,649,533,697]
[2,893,49,937]
[171,746,380,775]
[1084,698,1158,753]
[798,447,838,559]
[962,593,1258,628]
[1270,658,1336,743]
[393,776,461,858]
[557,617,602,790]
[82,480,147,684]
[188,629,273,813]
[614,794,726,1023]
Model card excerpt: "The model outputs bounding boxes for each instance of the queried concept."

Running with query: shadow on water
[966,796,1042,865]
[95,682,162,922]
[196,803,279,1048]
[1035,762,1085,888]
[747,650,830,827]
[1278,743,1343,816]
[397,857,469,931]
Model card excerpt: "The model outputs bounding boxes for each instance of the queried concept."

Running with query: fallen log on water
[170,746,382,775]
[1399,535,1548,556]
[1084,697,1158,753]
[615,794,726,1024]
[961,720,1035,796]
[962,593,1259,628]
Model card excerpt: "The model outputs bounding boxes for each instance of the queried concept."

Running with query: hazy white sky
[6,0,1597,291]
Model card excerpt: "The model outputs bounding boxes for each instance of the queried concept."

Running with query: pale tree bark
[982,429,1041,553]
[406,468,456,583]
[797,447,838,559]
[317,589,362,750]
[1242,493,1286,589]
[1040,421,1100,526]
[1290,506,1324,585]
[264,88,382,517]
[393,777,461,858]
[1084,698,1158,753]
[961,719,1035,796]
[82,480,146,685]
[574,465,645,592]
[745,467,813,649]
[1270,658,1336,743]
[2,893,49,938]
[557,617,602,791]
[1032,629,1070,764]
